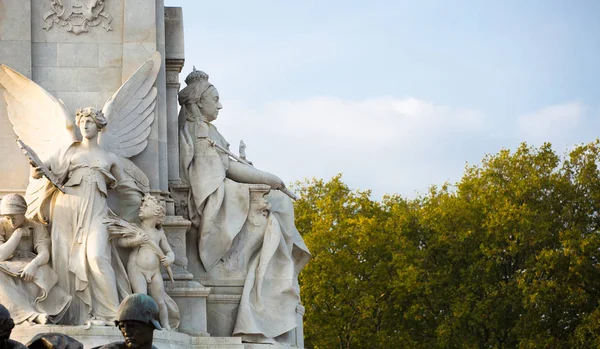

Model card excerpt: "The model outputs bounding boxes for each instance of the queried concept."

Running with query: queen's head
[179,67,222,123]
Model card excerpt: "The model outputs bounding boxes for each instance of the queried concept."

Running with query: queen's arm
[226,161,284,189]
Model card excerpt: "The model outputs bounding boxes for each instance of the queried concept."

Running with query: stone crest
[42,0,113,35]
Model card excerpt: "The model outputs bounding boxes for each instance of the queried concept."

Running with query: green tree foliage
[294,141,600,349]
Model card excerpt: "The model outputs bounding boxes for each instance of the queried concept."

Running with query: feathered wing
[0,65,77,162]
[100,51,161,158]
[0,65,78,223]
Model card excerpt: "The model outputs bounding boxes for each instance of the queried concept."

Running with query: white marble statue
[0,194,71,325]
[106,194,180,330]
[178,69,311,343]
[0,52,161,326]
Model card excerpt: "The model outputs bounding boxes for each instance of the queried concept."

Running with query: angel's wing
[100,51,161,158]
[0,65,77,162]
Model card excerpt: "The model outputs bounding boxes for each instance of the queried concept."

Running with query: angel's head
[179,68,222,122]
[76,107,107,139]
[139,194,165,228]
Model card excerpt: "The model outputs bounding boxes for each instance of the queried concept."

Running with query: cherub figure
[108,195,179,330]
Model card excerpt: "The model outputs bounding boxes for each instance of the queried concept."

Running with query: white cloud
[517,102,586,145]
[212,96,491,198]
[206,98,598,199]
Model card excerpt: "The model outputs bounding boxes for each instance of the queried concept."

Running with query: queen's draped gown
[180,112,311,341]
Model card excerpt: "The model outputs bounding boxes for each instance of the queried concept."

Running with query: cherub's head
[75,107,107,139]
[138,194,165,228]
[0,194,27,229]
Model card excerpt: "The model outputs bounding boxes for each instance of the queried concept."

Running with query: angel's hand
[30,165,44,179]
[20,262,38,282]
[161,255,174,267]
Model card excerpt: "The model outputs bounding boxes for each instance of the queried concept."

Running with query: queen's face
[79,116,99,139]
[200,86,222,122]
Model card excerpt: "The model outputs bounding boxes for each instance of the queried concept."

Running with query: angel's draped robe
[180,117,311,342]
[27,143,136,325]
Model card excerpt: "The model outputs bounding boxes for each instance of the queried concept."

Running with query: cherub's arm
[117,233,147,248]
[0,227,25,262]
[159,230,175,266]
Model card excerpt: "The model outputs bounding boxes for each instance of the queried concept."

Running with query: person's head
[0,304,15,341]
[75,107,107,139]
[179,67,222,122]
[114,294,161,349]
[138,194,165,228]
[0,194,27,229]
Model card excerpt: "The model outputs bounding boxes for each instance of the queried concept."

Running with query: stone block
[77,67,121,91]
[122,42,157,81]
[207,294,241,337]
[57,43,99,67]
[123,0,157,43]
[32,67,73,92]
[163,215,192,277]
[52,91,104,113]
[166,281,211,337]
[0,0,31,42]
[0,41,31,77]
[99,43,123,67]
[32,42,58,67]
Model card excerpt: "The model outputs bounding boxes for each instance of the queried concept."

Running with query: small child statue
[106,194,179,330]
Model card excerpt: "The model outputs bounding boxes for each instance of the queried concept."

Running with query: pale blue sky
[165,0,600,198]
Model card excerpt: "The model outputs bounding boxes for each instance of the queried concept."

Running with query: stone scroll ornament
[0,52,161,326]
[43,0,113,35]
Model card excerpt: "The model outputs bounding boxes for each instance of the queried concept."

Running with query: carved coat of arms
[43,0,112,35]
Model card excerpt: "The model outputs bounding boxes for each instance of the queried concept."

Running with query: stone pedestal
[11,325,246,349]
[163,215,193,280]
[166,281,211,337]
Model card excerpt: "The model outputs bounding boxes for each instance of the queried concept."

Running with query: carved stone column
[165,7,185,187]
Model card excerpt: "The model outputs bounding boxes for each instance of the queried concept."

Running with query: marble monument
[0,1,310,348]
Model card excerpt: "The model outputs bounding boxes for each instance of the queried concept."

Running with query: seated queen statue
[0,194,71,325]
[178,68,311,343]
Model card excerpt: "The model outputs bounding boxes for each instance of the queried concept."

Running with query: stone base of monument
[12,325,302,349]
[166,281,211,337]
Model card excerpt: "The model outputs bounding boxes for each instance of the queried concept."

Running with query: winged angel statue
[0,52,161,326]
